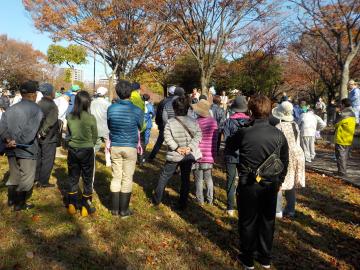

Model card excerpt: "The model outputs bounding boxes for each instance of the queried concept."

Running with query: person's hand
[5,139,16,148]
[184,147,191,155]
[176,147,187,155]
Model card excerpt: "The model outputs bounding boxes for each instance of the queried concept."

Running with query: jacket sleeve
[39,104,59,138]
[162,106,169,125]
[137,109,145,131]
[0,111,8,141]
[278,133,289,184]
[316,115,326,130]
[188,122,202,151]
[164,121,178,151]
[223,120,231,140]
[91,116,98,145]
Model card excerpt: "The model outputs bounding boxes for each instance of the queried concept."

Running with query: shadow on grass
[133,149,358,269]
[297,184,360,225]
[1,202,129,269]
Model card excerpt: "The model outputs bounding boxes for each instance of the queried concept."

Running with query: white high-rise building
[60,68,84,82]
[73,69,83,82]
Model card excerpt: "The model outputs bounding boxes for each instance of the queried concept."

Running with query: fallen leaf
[26,251,34,259]
[31,215,40,222]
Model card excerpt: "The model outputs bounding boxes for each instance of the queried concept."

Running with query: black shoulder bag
[251,134,284,183]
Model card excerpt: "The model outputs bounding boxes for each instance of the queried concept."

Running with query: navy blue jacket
[107,99,144,148]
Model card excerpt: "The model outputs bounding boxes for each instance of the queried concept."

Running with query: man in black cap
[0,80,43,211]
[35,83,59,188]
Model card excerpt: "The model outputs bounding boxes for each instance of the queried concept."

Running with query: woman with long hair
[66,90,98,217]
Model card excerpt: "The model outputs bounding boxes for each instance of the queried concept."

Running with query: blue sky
[0,0,106,81]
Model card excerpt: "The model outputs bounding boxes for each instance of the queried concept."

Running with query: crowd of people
[0,78,358,269]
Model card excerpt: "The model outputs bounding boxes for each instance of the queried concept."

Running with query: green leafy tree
[213,51,283,98]
[47,44,87,84]
[165,53,201,93]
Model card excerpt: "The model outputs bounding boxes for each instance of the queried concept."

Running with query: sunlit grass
[0,148,359,269]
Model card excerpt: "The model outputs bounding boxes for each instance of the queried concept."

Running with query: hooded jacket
[335,107,356,146]
[299,110,326,137]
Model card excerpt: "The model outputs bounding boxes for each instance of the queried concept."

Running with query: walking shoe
[237,255,254,270]
[151,191,160,206]
[276,212,283,218]
[14,191,34,211]
[81,194,96,217]
[226,210,236,217]
[119,192,132,218]
[7,185,17,207]
[67,192,78,215]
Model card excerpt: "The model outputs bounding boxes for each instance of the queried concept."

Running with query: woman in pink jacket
[191,100,218,204]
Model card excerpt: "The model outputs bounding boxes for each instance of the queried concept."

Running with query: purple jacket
[197,116,218,163]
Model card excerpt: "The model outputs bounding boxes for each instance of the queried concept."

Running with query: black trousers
[148,128,164,159]
[36,142,57,185]
[154,159,193,207]
[67,147,95,196]
[237,180,279,265]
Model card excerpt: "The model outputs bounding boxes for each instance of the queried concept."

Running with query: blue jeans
[226,163,238,210]
[194,168,213,204]
[153,160,193,207]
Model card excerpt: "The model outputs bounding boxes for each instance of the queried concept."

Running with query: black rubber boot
[67,192,78,215]
[7,185,17,207]
[111,192,120,216]
[81,194,96,217]
[14,191,34,211]
[119,192,132,218]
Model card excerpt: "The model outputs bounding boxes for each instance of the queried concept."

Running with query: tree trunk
[340,61,350,99]
[200,69,213,95]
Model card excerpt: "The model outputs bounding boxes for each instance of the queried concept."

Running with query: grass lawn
[0,149,359,270]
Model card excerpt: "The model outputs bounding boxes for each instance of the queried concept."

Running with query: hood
[230,112,250,119]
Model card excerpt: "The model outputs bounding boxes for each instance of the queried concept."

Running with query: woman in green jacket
[66,91,98,216]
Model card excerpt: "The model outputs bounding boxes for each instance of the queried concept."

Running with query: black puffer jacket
[232,119,289,185]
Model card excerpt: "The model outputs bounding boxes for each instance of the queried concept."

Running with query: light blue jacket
[349,87,360,107]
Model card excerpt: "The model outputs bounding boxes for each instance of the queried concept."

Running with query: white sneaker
[276,212,283,218]
[106,162,111,167]
[227,210,236,217]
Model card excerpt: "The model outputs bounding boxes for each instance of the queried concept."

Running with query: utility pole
[93,51,96,92]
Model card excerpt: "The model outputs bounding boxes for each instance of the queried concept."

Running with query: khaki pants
[7,156,37,192]
[110,146,137,193]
